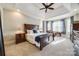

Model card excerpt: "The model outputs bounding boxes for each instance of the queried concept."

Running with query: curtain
[42,21,48,32]
[70,16,74,41]
[51,21,53,31]
[62,19,66,34]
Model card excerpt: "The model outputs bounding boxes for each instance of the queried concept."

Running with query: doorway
[0,11,5,56]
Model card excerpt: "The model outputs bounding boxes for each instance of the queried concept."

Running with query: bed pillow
[37,30,40,33]
[33,30,38,33]
[27,30,33,34]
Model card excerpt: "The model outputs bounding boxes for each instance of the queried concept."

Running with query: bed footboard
[39,34,50,50]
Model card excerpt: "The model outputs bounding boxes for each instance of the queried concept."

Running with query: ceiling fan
[40,3,54,13]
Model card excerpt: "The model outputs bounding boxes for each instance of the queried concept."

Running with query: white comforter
[25,33,47,47]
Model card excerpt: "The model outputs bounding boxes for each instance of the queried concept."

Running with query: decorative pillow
[37,30,40,33]
[27,30,33,34]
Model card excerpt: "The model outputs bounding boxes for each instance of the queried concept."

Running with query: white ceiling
[0,3,79,20]
[15,3,69,19]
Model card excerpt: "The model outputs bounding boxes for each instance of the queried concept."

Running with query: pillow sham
[27,30,33,34]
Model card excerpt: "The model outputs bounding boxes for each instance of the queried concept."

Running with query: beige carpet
[5,37,74,56]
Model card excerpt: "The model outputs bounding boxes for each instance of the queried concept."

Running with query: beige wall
[1,9,40,45]
[2,9,40,35]
[74,13,79,21]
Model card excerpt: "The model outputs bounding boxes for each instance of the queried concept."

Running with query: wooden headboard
[24,24,39,33]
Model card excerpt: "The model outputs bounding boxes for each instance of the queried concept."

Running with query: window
[47,21,51,31]
[65,18,71,34]
[41,20,65,32]
[53,21,64,32]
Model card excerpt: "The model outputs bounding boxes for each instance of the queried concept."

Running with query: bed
[24,24,51,50]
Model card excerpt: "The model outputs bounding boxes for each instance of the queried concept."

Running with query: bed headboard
[24,24,39,33]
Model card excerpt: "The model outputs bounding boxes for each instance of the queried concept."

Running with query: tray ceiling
[0,3,79,20]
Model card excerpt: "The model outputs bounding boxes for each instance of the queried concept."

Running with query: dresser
[73,23,79,31]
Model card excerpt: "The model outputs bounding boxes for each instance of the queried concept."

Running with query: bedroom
[0,3,79,56]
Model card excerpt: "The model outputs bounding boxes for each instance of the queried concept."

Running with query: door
[0,14,5,56]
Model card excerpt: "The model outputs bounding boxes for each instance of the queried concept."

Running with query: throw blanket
[35,36,41,43]
[35,34,48,43]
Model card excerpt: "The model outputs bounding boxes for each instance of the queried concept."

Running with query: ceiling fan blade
[48,3,54,7]
[45,9,47,13]
[40,8,45,10]
[48,8,54,10]
[42,3,46,7]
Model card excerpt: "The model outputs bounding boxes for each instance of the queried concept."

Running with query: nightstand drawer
[16,33,26,44]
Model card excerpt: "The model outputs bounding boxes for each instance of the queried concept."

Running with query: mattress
[25,33,47,47]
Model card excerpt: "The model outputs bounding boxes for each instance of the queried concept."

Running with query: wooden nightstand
[15,33,26,44]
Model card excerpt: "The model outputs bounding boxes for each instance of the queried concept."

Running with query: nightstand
[15,33,26,44]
